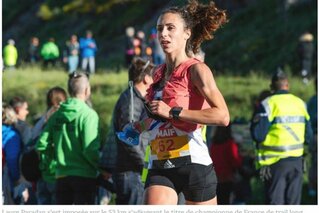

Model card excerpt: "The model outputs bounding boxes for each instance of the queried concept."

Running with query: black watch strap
[170,107,183,120]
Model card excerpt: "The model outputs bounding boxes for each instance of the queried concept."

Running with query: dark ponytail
[186,0,227,55]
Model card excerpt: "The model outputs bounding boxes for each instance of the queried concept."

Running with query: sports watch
[169,107,183,120]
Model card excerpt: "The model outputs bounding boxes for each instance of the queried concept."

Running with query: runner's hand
[149,100,171,119]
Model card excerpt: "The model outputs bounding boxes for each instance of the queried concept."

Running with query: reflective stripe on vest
[259,143,304,152]
[272,116,306,124]
[257,94,309,167]
[257,153,293,161]
[272,116,306,142]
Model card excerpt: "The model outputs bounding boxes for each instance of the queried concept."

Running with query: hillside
[206,0,317,75]
[2,0,170,69]
[2,0,317,74]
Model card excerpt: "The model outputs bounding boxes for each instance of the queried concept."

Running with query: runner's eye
[156,26,163,32]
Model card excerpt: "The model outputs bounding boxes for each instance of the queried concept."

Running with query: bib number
[150,135,189,160]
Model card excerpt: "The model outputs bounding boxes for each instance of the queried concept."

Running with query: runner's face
[156,13,190,55]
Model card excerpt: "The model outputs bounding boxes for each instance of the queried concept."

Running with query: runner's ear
[184,28,191,40]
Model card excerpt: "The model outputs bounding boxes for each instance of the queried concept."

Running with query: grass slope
[2,67,314,141]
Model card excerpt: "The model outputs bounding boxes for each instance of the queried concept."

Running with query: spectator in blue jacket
[2,103,31,204]
[2,104,21,197]
[80,30,97,74]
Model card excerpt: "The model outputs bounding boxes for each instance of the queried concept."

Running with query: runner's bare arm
[183,63,229,125]
[149,63,229,126]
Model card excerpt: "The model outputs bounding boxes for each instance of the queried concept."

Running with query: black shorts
[145,163,217,202]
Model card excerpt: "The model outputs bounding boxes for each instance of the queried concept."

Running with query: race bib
[150,135,189,160]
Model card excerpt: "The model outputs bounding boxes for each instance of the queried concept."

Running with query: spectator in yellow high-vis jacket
[3,39,18,70]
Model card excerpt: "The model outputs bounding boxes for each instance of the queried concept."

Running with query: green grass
[3,66,315,142]
[2,66,128,143]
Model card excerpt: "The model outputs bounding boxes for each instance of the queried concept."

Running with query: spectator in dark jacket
[250,70,312,204]
[28,37,40,64]
[307,77,317,197]
[298,32,314,84]
[100,57,154,205]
